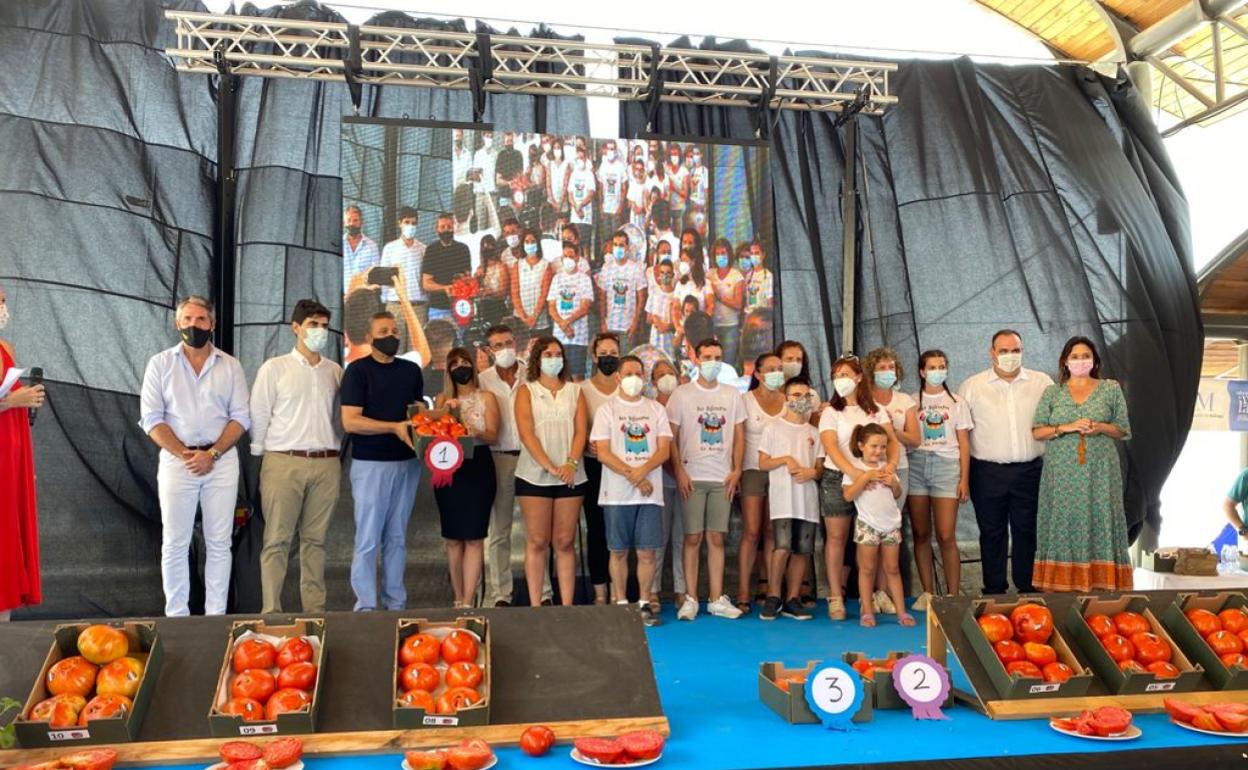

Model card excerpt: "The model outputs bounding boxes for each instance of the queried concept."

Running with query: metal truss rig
[165,10,897,115]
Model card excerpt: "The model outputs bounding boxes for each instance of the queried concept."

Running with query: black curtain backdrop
[619,38,1201,551]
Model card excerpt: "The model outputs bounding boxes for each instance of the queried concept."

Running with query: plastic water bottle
[1221,544,1239,574]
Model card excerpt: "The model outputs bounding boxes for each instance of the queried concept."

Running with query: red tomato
[877,658,898,672]
[1193,711,1224,732]
[1147,661,1181,679]
[78,694,132,726]
[47,656,99,698]
[1220,608,1248,635]
[400,633,441,666]
[1042,662,1074,683]
[404,750,449,770]
[1131,632,1172,664]
[851,659,874,677]
[1010,603,1054,644]
[1206,703,1248,715]
[1207,630,1246,656]
[994,639,1026,664]
[219,697,265,722]
[221,761,267,770]
[1186,608,1223,637]
[1214,711,1248,733]
[262,737,304,769]
[399,688,435,711]
[441,631,480,664]
[520,725,556,757]
[1112,611,1150,637]
[233,639,278,673]
[1220,653,1247,668]
[437,686,482,714]
[445,661,483,690]
[29,694,86,727]
[1237,629,1248,650]
[76,625,130,666]
[220,741,264,763]
[446,738,494,770]
[1085,614,1115,638]
[265,688,311,721]
[56,748,118,770]
[276,661,317,691]
[977,613,1013,643]
[400,662,440,693]
[1006,661,1043,678]
[1023,642,1057,667]
[232,668,276,703]
[1164,698,1204,724]
[1100,633,1136,663]
[276,637,315,669]
[619,730,666,760]
[574,737,624,764]
[96,657,144,699]
[1088,706,1132,737]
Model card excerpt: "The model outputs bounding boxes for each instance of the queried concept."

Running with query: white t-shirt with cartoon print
[591,395,672,506]
[665,380,745,483]
[911,389,974,460]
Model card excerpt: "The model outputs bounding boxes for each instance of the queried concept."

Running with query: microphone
[28,367,42,426]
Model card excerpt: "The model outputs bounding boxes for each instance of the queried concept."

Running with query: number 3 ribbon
[803,661,864,731]
[424,436,465,488]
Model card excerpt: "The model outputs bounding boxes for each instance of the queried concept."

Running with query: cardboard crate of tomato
[1069,594,1203,695]
[208,618,325,737]
[757,661,873,724]
[393,616,490,729]
[15,621,163,748]
[841,651,953,710]
[1160,591,1248,690]
[407,407,475,461]
[961,597,1094,700]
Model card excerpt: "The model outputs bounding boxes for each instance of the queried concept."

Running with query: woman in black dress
[435,347,501,607]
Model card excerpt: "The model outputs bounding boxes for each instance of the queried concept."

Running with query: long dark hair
[776,340,811,381]
[748,352,781,392]
[830,356,878,416]
[1058,335,1101,384]
[917,349,954,409]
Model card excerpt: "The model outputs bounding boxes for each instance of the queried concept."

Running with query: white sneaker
[677,596,699,621]
[874,590,897,615]
[912,592,932,612]
[707,594,744,619]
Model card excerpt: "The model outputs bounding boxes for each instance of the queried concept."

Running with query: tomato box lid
[393,616,490,730]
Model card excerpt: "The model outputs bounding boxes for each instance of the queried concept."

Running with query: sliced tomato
[574,737,624,764]
[225,760,270,770]
[1164,698,1204,724]
[404,750,448,770]
[1213,711,1248,733]
[1205,702,1248,715]
[445,738,493,770]
[1193,711,1225,732]
[220,740,264,763]
[57,749,119,770]
[261,737,304,768]
[1088,706,1132,737]
[619,730,665,760]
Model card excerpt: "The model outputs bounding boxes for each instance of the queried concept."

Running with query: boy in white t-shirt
[843,422,915,629]
[757,378,824,621]
[591,356,672,627]
[666,338,745,622]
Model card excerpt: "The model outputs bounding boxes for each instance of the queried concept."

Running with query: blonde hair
[176,295,215,322]
[862,346,904,385]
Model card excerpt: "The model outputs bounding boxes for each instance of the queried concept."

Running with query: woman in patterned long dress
[1031,336,1132,592]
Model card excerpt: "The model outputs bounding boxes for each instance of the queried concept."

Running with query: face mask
[656,374,678,395]
[180,325,212,349]
[540,356,564,378]
[450,365,474,385]
[597,355,620,376]
[524,242,539,256]
[0,303,8,330]
[1067,359,1094,377]
[691,154,701,166]
[669,155,679,164]
[926,369,948,387]
[372,334,400,357]
[483,135,493,144]
[678,262,691,277]
[996,352,1022,373]
[613,246,627,262]
[787,395,815,417]
[699,360,722,382]
[401,224,418,240]
[715,254,729,270]
[762,370,785,391]
[740,257,754,272]
[562,257,577,273]
[493,347,516,369]
[304,327,329,353]
[620,375,645,398]
[607,150,617,161]
[782,361,802,380]
[506,234,520,248]
[873,371,897,390]
[554,148,563,159]
[438,231,453,245]
[658,273,674,287]
[833,376,857,398]
[345,225,362,236]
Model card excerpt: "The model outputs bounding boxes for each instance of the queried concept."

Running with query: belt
[186,444,214,452]
[273,449,340,459]
[972,457,1041,466]
[493,450,521,456]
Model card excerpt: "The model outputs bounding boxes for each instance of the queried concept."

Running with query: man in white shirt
[139,296,250,616]
[667,338,746,621]
[380,206,428,328]
[596,140,628,257]
[957,329,1054,595]
[343,205,379,289]
[250,299,343,614]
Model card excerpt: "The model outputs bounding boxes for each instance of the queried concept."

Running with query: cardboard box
[208,618,325,737]
[393,617,490,729]
[1070,594,1203,695]
[757,661,873,724]
[16,621,163,748]
[1140,550,1177,573]
[841,651,953,711]
[1160,592,1248,690]
[407,405,476,461]
[961,597,1094,700]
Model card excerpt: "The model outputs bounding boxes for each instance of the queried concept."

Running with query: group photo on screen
[341,120,775,395]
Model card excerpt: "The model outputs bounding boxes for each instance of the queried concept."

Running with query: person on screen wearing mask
[646,239,675,297]
[686,145,708,211]
[546,242,595,381]
[579,333,622,604]
[422,212,472,325]
[496,132,524,195]
[597,230,648,347]
[380,206,428,326]
[592,355,672,627]
[650,201,680,266]
[343,205,380,290]
[511,228,553,338]
[474,234,510,321]
[596,140,629,254]
[627,156,649,229]
[708,238,745,368]
[498,218,525,268]
[139,296,250,617]
[557,223,593,274]
[744,239,775,312]
[340,312,424,611]
[666,142,689,221]
[667,338,746,621]
[674,248,714,321]
[567,144,597,250]
[470,131,499,227]
[545,135,572,216]
[342,281,430,368]
[646,259,680,360]
[649,358,687,610]
[957,330,1054,595]
[250,299,342,614]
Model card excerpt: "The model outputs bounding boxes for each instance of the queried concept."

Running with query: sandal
[754,579,770,605]
[898,613,917,627]
[860,613,877,628]
[826,596,847,621]
[735,599,753,616]
[800,580,817,608]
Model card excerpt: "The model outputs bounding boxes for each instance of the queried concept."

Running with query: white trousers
[158,449,239,616]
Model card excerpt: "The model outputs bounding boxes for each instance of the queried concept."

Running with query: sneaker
[707,594,744,619]
[912,592,932,612]
[677,596,699,621]
[781,598,813,621]
[760,596,782,620]
[493,599,511,608]
[827,596,847,621]
[874,590,897,615]
[640,602,661,627]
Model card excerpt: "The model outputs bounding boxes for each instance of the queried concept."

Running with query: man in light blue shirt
[343,205,380,288]
[139,296,250,617]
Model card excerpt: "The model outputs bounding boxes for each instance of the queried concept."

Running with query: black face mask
[180,326,212,349]
[438,231,454,245]
[372,335,400,357]
[450,365,474,385]
[345,225,362,236]
[597,355,620,376]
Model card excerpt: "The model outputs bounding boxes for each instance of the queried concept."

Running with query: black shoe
[641,604,661,627]
[800,581,817,608]
[781,598,813,621]
[760,596,782,621]
[494,600,511,608]
[540,598,554,606]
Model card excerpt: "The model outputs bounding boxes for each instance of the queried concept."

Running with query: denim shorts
[908,451,960,499]
[605,504,664,551]
[772,518,816,555]
[819,469,854,518]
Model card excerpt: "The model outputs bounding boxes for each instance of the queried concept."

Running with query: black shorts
[772,518,816,556]
[515,478,589,499]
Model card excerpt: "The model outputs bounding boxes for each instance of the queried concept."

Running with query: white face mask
[762,370,786,391]
[400,223,418,240]
[996,352,1023,374]
[833,377,857,398]
[506,234,520,248]
[0,303,8,330]
[493,347,517,369]
[678,261,691,277]
[303,326,328,353]
[562,257,577,273]
[620,375,645,398]
[781,360,802,380]
[656,374,678,395]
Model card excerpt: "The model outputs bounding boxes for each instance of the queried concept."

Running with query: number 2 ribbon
[892,654,951,720]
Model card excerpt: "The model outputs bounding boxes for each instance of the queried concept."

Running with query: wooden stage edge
[0,716,671,766]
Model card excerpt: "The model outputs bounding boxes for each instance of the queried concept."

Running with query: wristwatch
[207,448,221,461]
[1238,525,1248,537]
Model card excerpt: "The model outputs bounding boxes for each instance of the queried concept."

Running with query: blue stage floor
[152,602,1241,770]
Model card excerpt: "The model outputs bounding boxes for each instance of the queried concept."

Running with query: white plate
[207,763,304,770]
[1048,720,1141,741]
[1170,718,1248,738]
[570,747,662,767]
[402,756,496,770]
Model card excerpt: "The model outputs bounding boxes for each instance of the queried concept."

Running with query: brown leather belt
[186,444,214,451]
[274,449,339,459]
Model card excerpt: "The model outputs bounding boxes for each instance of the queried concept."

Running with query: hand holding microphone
[27,367,44,425]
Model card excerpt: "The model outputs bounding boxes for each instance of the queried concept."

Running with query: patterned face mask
[787,395,815,416]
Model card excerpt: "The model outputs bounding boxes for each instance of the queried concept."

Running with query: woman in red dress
[0,284,44,620]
